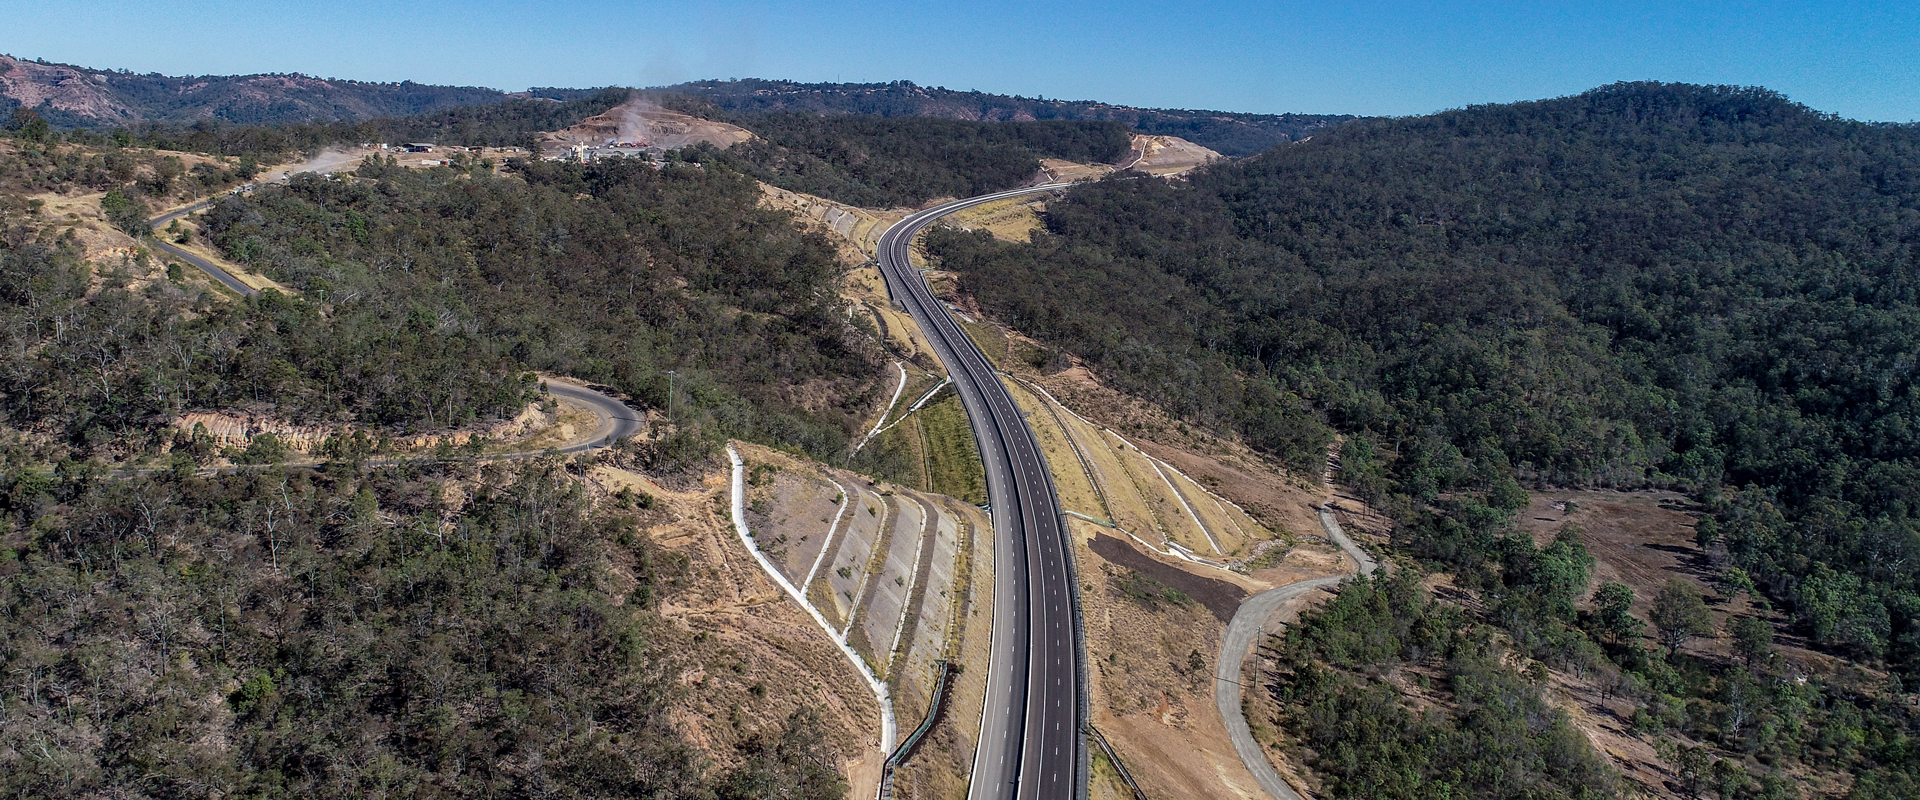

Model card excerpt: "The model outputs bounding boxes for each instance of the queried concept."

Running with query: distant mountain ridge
[0,54,601,128]
[2,54,1351,155]
[660,78,1356,156]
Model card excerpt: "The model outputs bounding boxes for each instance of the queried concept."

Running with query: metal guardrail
[1086,724,1149,800]
[877,659,957,799]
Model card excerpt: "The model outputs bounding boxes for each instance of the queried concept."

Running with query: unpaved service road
[1217,507,1379,800]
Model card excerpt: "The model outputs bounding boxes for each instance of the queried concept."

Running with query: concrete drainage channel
[727,446,898,755]
[728,443,988,800]
[1086,725,1150,800]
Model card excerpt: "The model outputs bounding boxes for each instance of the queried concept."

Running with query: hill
[682,112,1134,208]
[926,81,1920,796]
[660,78,1353,156]
[0,53,600,128]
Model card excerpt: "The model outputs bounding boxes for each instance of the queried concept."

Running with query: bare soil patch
[545,99,753,151]
[590,464,884,797]
[1080,522,1268,799]
[1519,489,1709,616]
[1092,532,1246,621]
[1124,134,1224,175]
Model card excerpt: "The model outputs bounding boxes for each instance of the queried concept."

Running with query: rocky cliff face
[173,402,552,456]
[0,56,137,122]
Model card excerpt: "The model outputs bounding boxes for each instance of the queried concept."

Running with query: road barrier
[877,659,957,799]
[1086,724,1149,800]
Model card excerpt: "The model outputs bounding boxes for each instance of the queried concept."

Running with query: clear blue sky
[6,0,1916,121]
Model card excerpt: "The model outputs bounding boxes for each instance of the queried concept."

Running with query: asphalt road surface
[146,150,370,296]
[544,379,646,454]
[148,201,258,296]
[874,184,1083,800]
[1217,506,1380,800]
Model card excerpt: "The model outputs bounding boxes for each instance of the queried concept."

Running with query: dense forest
[683,112,1132,208]
[0,133,882,468]
[0,89,880,798]
[930,82,1920,795]
[663,78,1354,156]
[31,89,633,162]
[1271,570,1620,799]
[0,454,846,798]
[198,155,882,457]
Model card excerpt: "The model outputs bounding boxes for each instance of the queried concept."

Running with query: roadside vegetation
[932,81,1920,796]
[1,100,880,800]
[0,131,887,468]
[0,456,846,798]
[1271,569,1620,799]
[854,388,987,505]
[198,155,881,460]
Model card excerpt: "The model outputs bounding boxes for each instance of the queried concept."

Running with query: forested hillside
[9,89,631,162]
[0,112,875,799]
[929,82,1920,796]
[0,54,545,128]
[0,134,880,468]
[201,156,881,457]
[664,78,1353,156]
[683,112,1132,207]
[0,458,845,798]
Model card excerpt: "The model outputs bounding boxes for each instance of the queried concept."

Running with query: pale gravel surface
[1216,505,1379,800]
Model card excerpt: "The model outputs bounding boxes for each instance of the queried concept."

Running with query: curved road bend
[1217,506,1380,800]
[148,201,259,297]
[543,379,647,454]
[875,184,1082,800]
[147,151,370,297]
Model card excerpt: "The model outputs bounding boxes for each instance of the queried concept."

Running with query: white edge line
[729,445,895,753]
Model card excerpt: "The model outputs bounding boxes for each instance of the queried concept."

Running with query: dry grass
[1076,518,1336,800]
[496,398,598,453]
[1125,134,1224,176]
[945,195,1047,242]
[1006,381,1106,520]
[892,500,994,800]
[587,462,885,799]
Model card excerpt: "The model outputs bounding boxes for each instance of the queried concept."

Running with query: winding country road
[1216,506,1379,800]
[146,149,369,296]
[874,184,1084,800]
[148,200,258,296]
[541,379,647,454]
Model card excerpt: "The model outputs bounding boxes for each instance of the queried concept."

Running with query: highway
[874,184,1083,800]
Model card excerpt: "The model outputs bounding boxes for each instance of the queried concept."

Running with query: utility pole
[666,370,676,425]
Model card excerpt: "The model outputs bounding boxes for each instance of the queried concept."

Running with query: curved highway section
[875,184,1084,800]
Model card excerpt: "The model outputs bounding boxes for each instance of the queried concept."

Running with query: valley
[0,49,1914,800]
